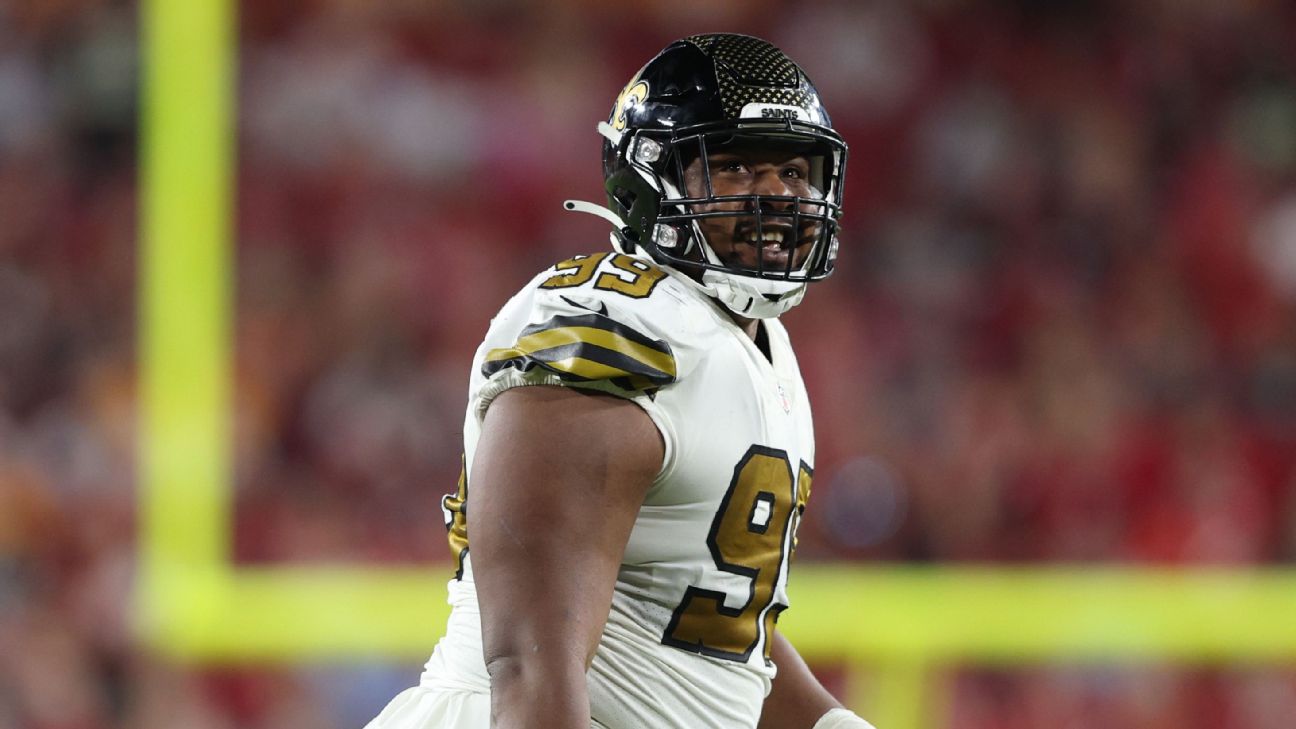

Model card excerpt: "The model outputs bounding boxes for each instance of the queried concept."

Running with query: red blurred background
[2,0,1295,726]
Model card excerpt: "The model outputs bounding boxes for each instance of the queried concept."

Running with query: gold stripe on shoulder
[542,356,635,381]
[484,346,525,364]
[513,326,676,378]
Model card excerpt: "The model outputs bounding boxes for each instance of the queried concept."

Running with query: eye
[713,158,747,174]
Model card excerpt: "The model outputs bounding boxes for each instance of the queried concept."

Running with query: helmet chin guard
[699,269,807,319]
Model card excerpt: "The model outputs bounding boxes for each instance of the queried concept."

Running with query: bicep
[469,385,664,670]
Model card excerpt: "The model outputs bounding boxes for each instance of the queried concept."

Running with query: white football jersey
[428,252,817,728]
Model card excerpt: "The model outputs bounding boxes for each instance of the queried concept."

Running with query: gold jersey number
[663,445,812,663]
[442,455,469,579]
[539,252,667,299]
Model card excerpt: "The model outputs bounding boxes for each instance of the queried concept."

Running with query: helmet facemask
[603,119,846,316]
[638,120,845,284]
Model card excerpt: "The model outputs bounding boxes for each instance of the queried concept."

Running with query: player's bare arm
[758,631,844,729]
[469,385,663,728]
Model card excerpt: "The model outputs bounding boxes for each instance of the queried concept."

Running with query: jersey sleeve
[480,299,677,395]
[469,254,686,478]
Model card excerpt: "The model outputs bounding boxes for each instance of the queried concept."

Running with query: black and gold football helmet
[569,33,848,318]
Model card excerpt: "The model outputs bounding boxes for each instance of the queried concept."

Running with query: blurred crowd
[2,0,1296,727]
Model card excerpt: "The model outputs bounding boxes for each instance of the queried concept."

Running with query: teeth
[746,230,785,244]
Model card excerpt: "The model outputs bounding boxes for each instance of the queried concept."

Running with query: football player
[366,33,875,729]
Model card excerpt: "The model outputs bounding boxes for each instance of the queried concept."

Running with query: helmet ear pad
[604,142,698,258]
[604,163,658,254]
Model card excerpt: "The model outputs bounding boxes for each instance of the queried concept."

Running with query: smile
[744,229,787,245]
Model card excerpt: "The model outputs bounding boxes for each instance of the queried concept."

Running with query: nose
[748,167,796,213]
[751,166,793,197]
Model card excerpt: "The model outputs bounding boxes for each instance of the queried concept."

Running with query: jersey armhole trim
[474,369,678,483]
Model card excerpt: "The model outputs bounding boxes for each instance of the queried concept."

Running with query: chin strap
[562,199,636,255]
[563,199,625,229]
[596,121,622,146]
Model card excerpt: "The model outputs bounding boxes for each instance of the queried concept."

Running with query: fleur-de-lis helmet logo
[611,80,650,132]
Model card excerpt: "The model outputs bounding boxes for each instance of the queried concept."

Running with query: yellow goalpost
[136,2,1296,727]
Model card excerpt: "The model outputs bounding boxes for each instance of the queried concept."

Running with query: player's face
[681,143,824,273]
